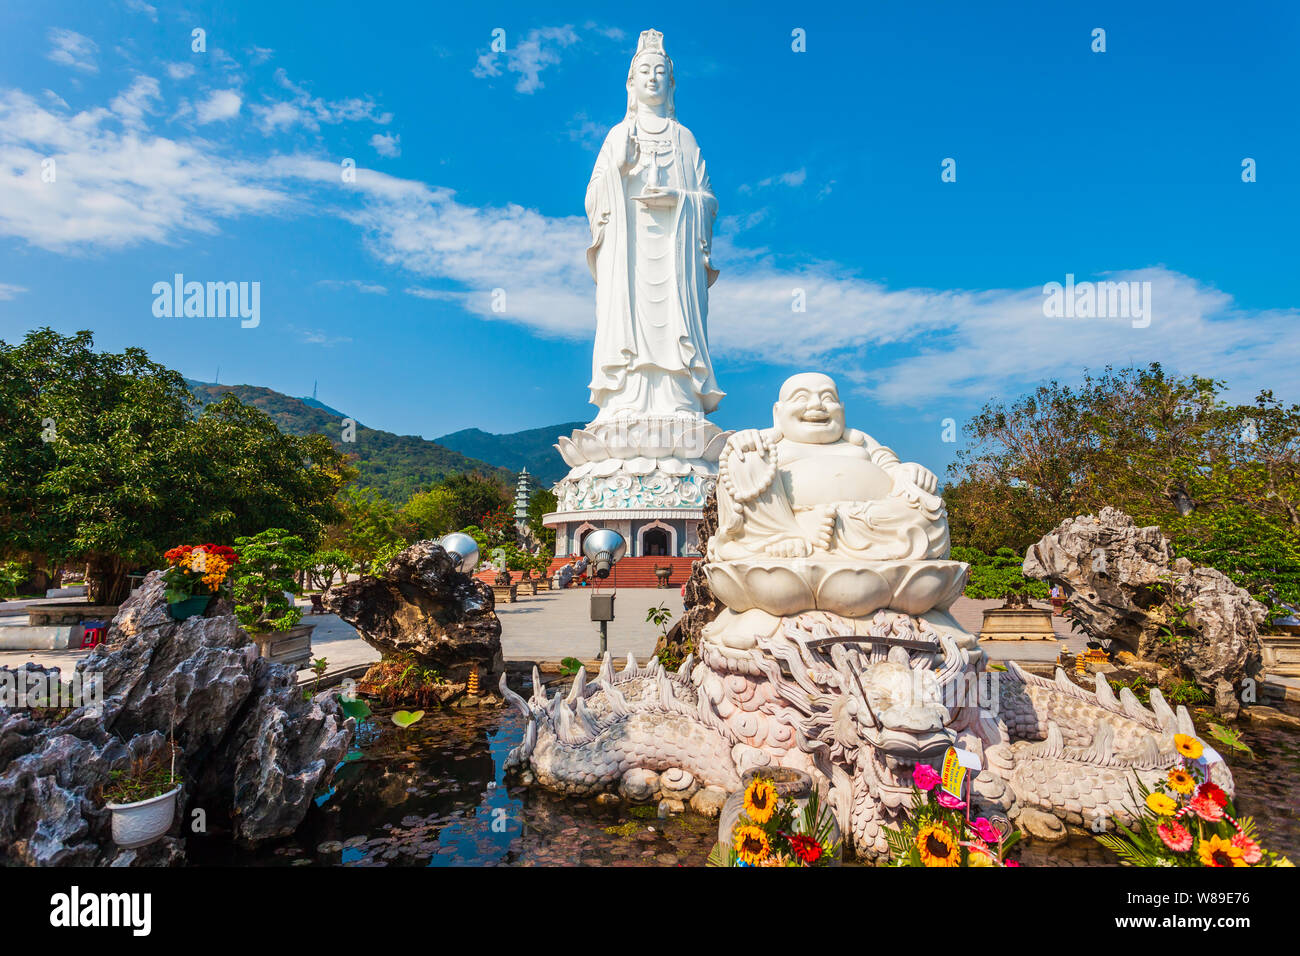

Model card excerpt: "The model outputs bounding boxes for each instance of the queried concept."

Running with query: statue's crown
[635,29,667,58]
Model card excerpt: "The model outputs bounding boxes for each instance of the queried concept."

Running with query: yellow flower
[734,824,770,865]
[916,823,960,867]
[968,848,996,867]
[742,777,778,825]
[1146,792,1178,816]
[1198,834,1246,868]
[1174,734,1203,760]
[1167,767,1196,794]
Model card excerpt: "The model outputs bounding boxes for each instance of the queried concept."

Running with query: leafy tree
[0,329,199,603]
[480,502,515,548]
[326,487,408,568]
[431,473,511,534]
[398,472,511,545]
[0,329,349,603]
[527,487,558,553]
[189,394,352,549]
[401,485,459,540]
[306,548,354,590]
[947,364,1300,617]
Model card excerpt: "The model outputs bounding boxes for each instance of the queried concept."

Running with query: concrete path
[496,587,681,663]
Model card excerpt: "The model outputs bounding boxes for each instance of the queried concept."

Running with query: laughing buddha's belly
[779,451,893,507]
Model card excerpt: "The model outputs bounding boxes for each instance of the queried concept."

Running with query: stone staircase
[546,555,697,588]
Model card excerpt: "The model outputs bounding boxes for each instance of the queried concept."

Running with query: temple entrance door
[643,528,670,557]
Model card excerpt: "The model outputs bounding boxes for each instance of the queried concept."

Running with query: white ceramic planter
[106,785,180,849]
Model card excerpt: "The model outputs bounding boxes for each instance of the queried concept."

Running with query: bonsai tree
[232,529,311,634]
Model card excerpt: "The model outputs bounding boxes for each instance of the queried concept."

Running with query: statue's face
[630,53,670,108]
[773,373,845,444]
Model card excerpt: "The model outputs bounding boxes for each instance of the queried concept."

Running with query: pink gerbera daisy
[1189,794,1225,823]
[1231,833,1263,864]
[1157,820,1194,852]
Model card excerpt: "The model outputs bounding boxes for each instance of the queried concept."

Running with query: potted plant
[101,744,182,849]
[161,544,239,620]
[232,529,314,670]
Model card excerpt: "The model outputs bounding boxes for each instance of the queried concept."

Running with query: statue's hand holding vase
[632,185,680,208]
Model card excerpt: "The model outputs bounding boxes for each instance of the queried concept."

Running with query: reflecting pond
[190,689,1300,867]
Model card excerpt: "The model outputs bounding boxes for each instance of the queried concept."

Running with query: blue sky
[1,1,1297,477]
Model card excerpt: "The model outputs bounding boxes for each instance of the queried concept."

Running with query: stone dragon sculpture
[502,609,1231,860]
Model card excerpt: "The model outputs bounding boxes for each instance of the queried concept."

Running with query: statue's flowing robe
[585,117,723,418]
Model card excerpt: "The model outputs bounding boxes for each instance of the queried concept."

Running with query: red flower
[1197,782,1228,808]
[1189,794,1225,823]
[1157,820,1194,852]
[786,834,823,864]
[1230,833,1263,865]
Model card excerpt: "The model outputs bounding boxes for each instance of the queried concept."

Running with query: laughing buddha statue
[710,373,950,563]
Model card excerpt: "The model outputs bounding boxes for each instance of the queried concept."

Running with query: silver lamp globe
[438,532,480,573]
[582,529,627,580]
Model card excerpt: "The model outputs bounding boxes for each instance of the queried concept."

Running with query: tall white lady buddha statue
[584,29,724,422]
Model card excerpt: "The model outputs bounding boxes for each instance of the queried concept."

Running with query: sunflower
[1167,767,1196,794]
[1198,834,1246,868]
[734,824,770,865]
[1174,734,1203,760]
[1146,792,1178,816]
[916,823,960,867]
[743,777,778,824]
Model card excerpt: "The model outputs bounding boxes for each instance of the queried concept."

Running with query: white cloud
[740,168,808,194]
[165,62,197,81]
[46,29,99,74]
[109,75,161,129]
[251,69,391,133]
[290,325,353,346]
[404,287,462,301]
[0,283,28,300]
[316,279,388,295]
[196,89,242,123]
[124,0,158,21]
[473,26,579,94]
[0,86,286,250]
[369,131,400,157]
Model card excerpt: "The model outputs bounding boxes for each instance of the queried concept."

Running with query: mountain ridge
[185,380,575,498]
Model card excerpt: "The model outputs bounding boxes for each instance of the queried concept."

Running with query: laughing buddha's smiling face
[773,373,846,444]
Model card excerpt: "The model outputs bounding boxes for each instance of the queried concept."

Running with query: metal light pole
[583,529,626,657]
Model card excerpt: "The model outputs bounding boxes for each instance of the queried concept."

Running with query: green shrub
[952,546,1049,600]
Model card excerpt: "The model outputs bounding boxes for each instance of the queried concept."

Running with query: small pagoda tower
[514,469,533,539]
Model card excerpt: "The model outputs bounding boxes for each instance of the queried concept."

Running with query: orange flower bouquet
[162,544,239,620]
